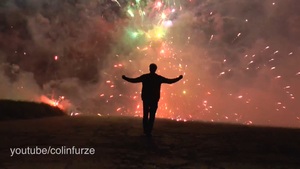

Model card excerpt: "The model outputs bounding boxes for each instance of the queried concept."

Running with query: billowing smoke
[0,0,299,127]
[0,0,123,113]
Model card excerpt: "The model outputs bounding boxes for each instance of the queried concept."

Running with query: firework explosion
[0,0,300,127]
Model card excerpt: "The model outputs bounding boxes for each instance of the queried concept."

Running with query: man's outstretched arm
[162,75,183,84]
[122,75,143,83]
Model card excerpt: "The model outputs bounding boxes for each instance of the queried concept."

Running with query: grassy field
[0,114,300,169]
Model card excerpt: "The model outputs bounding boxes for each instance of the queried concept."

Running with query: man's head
[149,63,157,73]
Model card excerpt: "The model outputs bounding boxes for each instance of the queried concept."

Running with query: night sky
[0,0,300,127]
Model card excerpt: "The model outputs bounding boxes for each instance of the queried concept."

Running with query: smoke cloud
[0,0,299,127]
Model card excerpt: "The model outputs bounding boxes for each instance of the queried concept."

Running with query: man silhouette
[122,63,183,136]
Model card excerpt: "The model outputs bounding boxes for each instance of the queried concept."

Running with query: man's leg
[143,101,150,134]
[148,101,158,135]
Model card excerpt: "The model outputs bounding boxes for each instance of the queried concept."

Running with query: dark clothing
[123,73,182,102]
[143,100,158,134]
[123,73,182,135]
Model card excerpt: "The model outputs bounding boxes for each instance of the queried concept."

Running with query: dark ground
[0,115,300,169]
[0,100,66,120]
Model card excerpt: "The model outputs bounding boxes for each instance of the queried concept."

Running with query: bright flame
[40,95,64,110]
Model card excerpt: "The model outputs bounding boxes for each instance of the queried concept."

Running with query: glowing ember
[40,95,65,110]
[1,0,300,128]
